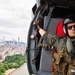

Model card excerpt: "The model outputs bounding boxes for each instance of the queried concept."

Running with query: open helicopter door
[26,0,75,75]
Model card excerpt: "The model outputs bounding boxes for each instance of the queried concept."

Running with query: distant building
[0,40,26,62]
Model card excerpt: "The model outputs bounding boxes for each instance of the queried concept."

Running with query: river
[10,63,29,75]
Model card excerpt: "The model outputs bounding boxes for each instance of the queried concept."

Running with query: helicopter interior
[26,0,75,75]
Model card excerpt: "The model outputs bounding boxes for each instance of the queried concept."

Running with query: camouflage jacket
[43,32,73,53]
[43,32,75,75]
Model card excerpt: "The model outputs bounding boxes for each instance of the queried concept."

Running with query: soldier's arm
[33,21,46,37]
[38,27,46,37]
[33,22,58,46]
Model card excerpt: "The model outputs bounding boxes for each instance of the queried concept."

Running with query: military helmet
[63,15,75,35]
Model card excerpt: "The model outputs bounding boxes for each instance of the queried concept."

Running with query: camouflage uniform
[43,32,75,75]
[43,32,66,52]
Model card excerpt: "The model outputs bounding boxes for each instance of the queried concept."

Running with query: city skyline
[0,36,26,43]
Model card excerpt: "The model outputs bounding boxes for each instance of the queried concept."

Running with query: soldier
[33,15,75,75]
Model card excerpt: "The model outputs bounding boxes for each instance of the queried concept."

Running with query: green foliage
[7,63,14,69]
[13,63,19,68]
[4,64,9,70]
[3,54,26,64]
[0,72,4,75]
[0,67,5,73]
[0,54,27,74]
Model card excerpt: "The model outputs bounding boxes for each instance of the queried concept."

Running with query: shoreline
[5,68,16,75]
[5,63,28,75]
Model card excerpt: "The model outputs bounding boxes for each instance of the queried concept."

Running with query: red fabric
[52,20,66,70]
[56,20,66,37]
[53,49,58,53]
[52,64,55,70]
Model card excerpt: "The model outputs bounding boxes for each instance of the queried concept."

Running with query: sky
[0,0,36,43]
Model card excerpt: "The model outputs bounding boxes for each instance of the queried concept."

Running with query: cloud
[0,0,36,42]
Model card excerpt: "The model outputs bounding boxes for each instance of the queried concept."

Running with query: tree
[7,63,14,69]
[0,68,5,73]
[4,64,9,70]
[0,72,4,75]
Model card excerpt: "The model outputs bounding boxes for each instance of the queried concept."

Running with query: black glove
[33,21,41,31]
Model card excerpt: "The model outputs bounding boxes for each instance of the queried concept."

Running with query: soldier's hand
[33,21,38,25]
[33,21,41,30]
